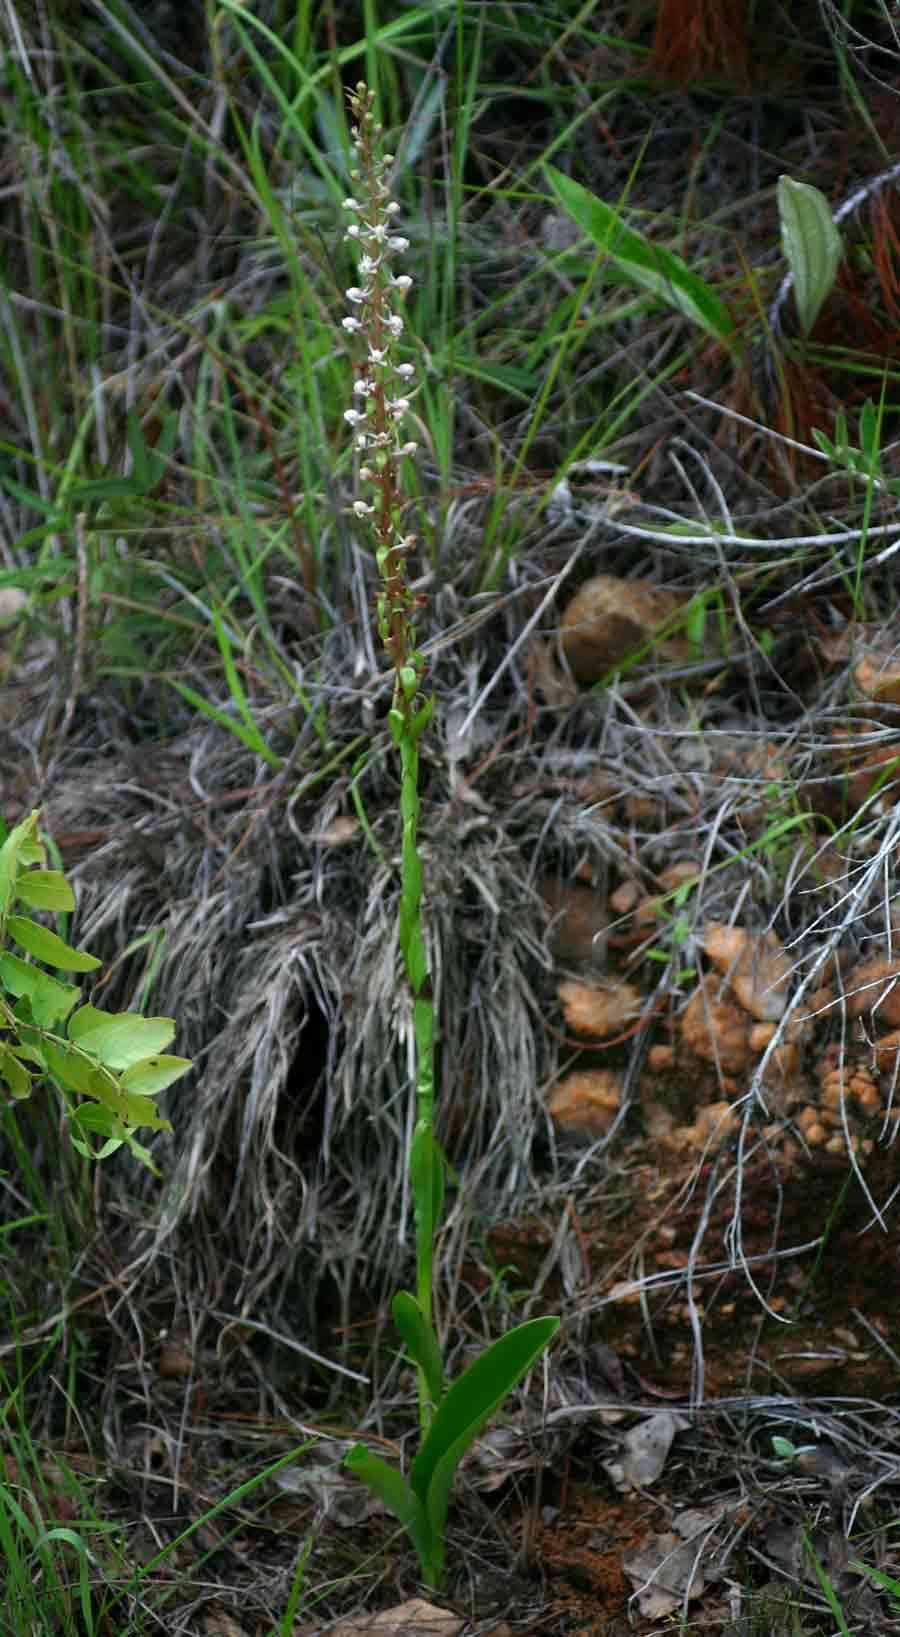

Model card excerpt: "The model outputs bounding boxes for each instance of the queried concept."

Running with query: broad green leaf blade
[0,952,80,1026]
[412,1317,559,1586]
[14,869,75,912]
[392,1291,444,1410]
[410,1316,559,1518]
[777,176,842,336]
[544,166,734,344]
[68,1005,175,1069]
[7,914,100,972]
[343,1447,435,1579]
[119,1054,192,1095]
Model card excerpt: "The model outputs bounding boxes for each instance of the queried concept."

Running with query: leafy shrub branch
[0,810,191,1170]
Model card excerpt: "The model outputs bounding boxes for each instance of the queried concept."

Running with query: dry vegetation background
[2,0,900,1632]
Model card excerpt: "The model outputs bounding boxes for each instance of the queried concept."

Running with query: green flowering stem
[341,86,559,1581]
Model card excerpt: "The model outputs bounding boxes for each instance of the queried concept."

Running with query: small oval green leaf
[777,176,843,336]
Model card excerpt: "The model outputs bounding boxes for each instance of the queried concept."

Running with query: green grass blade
[544,165,734,345]
[167,679,283,770]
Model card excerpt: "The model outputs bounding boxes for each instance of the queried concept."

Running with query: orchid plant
[339,84,559,1591]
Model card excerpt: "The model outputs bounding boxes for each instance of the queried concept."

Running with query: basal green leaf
[7,915,100,972]
[410,1316,559,1562]
[0,951,80,1026]
[393,1291,444,1410]
[343,1447,435,1580]
[545,166,734,345]
[777,176,843,337]
[119,1054,192,1094]
[68,1005,175,1069]
[14,869,76,913]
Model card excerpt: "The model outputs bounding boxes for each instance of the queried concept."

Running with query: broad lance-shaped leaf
[14,869,75,913]
[393,1291,444,1410]
[411,1316,559,1577]
[343,1448,435,1579]
[544,166,734,346]
[67,1004,176,1070]
[777,176,842,337]
[7,914,100,972]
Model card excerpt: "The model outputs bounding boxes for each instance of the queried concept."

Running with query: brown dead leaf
[321,1600,464,1637]
[308,816,361,845]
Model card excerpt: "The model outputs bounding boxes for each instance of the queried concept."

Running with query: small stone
[610,880,640,914]
[702,922,792,1021]
[796,1106,827,1146]
[657,860,699,893]
[685,1100,740,1150]
[681,981,751,1073]
[558,978,642,1038]
[855,651,900,710]
[560,574,693,684]
[647,1044,675,1071]
[547,1069,622,1135]
[845,958,900,1025]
